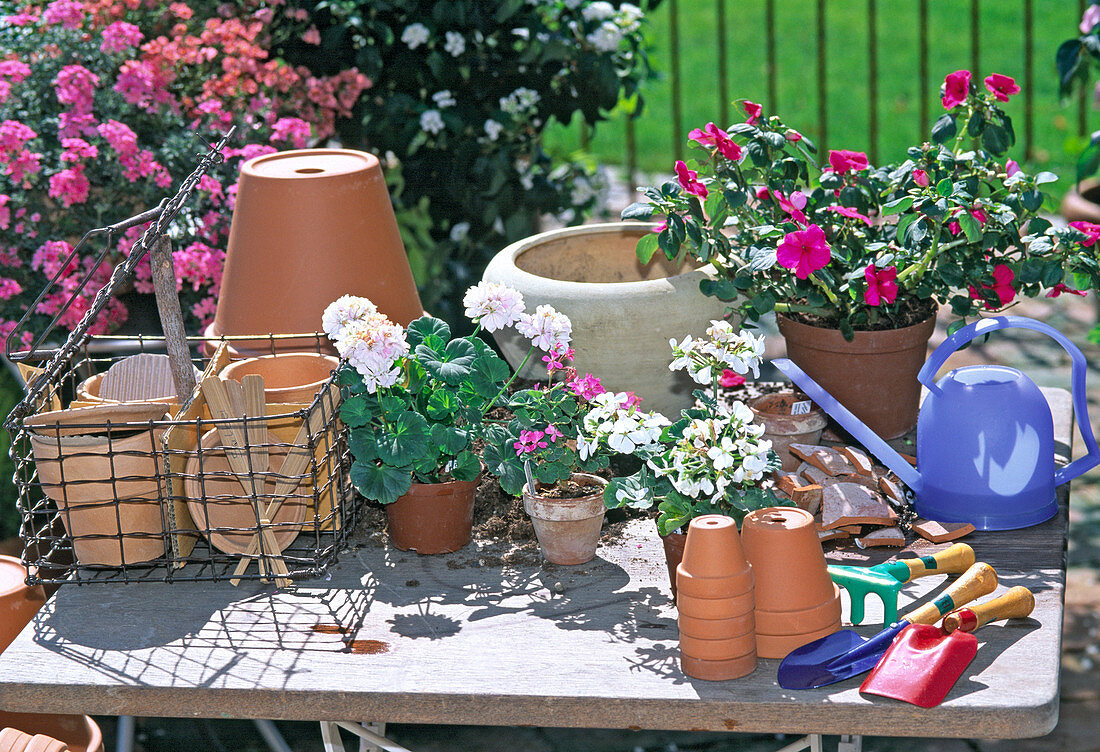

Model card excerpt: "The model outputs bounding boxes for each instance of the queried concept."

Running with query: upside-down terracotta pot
[777,312,936,439]
[522,474,607,565]
[386,476,479,555]
[749,391,827,472]
[740,507,842,659]
[0,714,103,752]
[676,515,756,681]
[0,556,46,655]
[219,352,339,404]
[206,149,423,355]
[483,223,733,417]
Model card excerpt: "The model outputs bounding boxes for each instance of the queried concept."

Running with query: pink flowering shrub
[627,71,1097,339]
[0,1,370,343]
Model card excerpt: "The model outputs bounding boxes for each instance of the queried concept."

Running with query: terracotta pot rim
[402,474,482,498]
[748,391,826,419]
[220,352,339,399]
[522,473,607,504]
[498,222,718,292]
[0,556,31,600]
[242,147,379,178]
[776,312,937,354]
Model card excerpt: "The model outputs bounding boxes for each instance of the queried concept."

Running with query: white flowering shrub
[274,0,652,323]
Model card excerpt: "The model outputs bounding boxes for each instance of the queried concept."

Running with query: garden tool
[828,542,975,626]
[774,316,1100,531]
[777,561,997,689]
[860,585,1035,707]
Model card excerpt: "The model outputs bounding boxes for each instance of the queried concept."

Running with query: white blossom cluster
[577,391,670,460]
[500,87,541,117]
[647,401,772,502]
[515,304,572,352]
[668,321,765,385]
[322,295,409,393]
[577,2,643,52]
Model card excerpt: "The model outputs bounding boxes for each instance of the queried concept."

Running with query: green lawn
[545,0,1089,197]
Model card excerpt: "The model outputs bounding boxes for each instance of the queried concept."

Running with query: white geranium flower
[516,304,572,352]
[321,295,377,343]
[500,87,541,116]
[484,119,503,141]
[582,1,616,21]
[462,281,525,332]
[449,221,470,242]
[587,21,623,52]
[420,109,445,134]
[432,90,456,108]
[444,31,466,56]
[401,23,430,49]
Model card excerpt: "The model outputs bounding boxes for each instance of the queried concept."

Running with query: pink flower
[47,167,90,207]
[825,205,872,225]
[302,26,322,45]
[786,130,803,142]
[100,21,143,53]
[0,61,31,85]
[41,0,84,29]
[912,168,929,187]
[1005,160,1021,177]
[969,264,1016,309]
[863,264,899,306]
[568,373,606,400]
[743,100,762,125]
[651,220,667,234]
[97,120,138,156]
[169,2,193,19]
[674,160,708,198]
[544,425,564,443]
[0,278,21,300]
[621,392,642,408]
[542,345,574,373]
[0,195,8,230]
[970,207,988,225]
[719,369,746,388]
[272,117,312,149]
[755,186,771,201]
[1070,221,1100,246]
[1047,283,1087,298]
[58,111,96,139]
[53,65,99,111]
[775,190,808,226]
[60,138,97,162]
[1083,4,1100,33]
[941,69,972,109]
[514,430,548,457]
[983,73,1020,103]
[688,122,742,161]
[776,224,831,279]
[828,150,869,175]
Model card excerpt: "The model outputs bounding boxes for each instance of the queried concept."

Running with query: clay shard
[877,475,905,502]
[913,518,976,544]
[789,444,855,477]
[855,527,906,548]
[818,529,850,542]
[840,446,874,477]
[776,474,823,515]
[796,462,830,487]
[820,473,878,492]
[821,483,898,529]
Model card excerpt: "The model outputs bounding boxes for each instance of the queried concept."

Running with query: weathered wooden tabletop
[0,389,1074,739]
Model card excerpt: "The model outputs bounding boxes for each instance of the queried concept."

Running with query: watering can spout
[772,358,923,492]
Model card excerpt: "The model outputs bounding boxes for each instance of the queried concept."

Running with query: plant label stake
[828,543,975,625]
[860,585,1036,707]
[777,561,998,689]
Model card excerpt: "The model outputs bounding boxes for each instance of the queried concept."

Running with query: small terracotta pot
[25,405,169,567]
[0,556,46,654]
[522,474,607,565]
[1060,178,1100,224]
[387,476,478,555]
[740,507,841,659]
[0,713,103,752]
[676,515,756,681]
[207,149,424,355]
[777,312,936,439]
[749,391,827,472]
[219,352,339,404]
[659,528,686,600]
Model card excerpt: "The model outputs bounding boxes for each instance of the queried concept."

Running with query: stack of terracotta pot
[741,507,842,658]
[675,515,757,680]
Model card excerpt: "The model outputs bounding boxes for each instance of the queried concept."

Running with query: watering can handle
[919,316,1100,485]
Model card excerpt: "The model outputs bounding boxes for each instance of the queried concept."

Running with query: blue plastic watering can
[774,316,1100,531]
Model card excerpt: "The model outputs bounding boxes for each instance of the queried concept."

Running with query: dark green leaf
[450,450,481,481]
[936,179,953,197]
[340,395,373,428]
[426,389,459,420]
[1077,142,1100,183]
[958,214,982,243]
[967,110,985,137]
[348,431,378,462]
[1019,257,1045,284]
[469,354,511,399]
[416,338,476,385]
[432,423,469,454]
[931,114,957,144]
[656,494,694,536]
[882,197,912,216]
[982,124,1008,156]
[350,460,411,505]
[621,202,655,220]
[1042,259,1064,287]
[376,411,430,466]
[406,317,451,349]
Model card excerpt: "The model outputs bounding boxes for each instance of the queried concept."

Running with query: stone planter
[1060,178,1100,224]
[522,474,607,565]
[482,223,733,417]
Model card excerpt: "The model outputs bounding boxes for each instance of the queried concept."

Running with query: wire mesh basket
[5,134,359,586]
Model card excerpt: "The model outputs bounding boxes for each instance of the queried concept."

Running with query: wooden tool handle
[904,562,998,625]
[899,543,975,582]
[941,586,1035,634]
[148,234,197,403]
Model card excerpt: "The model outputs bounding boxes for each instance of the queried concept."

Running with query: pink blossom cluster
[513,425,563,457]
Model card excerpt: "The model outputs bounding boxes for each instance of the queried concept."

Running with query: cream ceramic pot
[482,223,734,417]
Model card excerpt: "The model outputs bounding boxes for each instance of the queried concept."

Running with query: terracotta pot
[0,556,46,654]
[749,391,827,472]
[777,312,936,439]
[0,713,103,752]
[522,474,607,565]
[483,223,732,416]
[740,507,841,659]
[219,352,339,404]
[25,405,169,567]
[75,372,177,408]
[387,476,478,555]
[206,149,423,356]
[676,515,756,681]
[659,528,686,600]
[1060,178,1100,224]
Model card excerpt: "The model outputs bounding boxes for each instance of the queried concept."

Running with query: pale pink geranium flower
[941,69,971,109]
[338,316,409,391]
[517,304,571,352]
[863,264,898,306]
[828,149,869,175]
[322,294,378,342]
[674,160,708,198]
[776,224,831,279]
[688,122,742,161]
[983,73,1020,103]
[462,281,525,332]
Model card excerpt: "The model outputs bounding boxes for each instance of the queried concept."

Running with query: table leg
[775,735,861,752]
[319,721,415,752]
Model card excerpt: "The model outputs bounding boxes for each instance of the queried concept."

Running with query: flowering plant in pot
[624,70,1091,437]
[482,342,668,565]
[323,281,555,554]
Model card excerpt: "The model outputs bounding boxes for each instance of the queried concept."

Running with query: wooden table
[0,389,1074,742]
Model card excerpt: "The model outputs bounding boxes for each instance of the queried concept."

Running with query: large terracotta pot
[386,477,478,555]
[522,474,607,565]
[482,223,733,417]
[0,556,46,654]
[740,507,841,659]
[206,149,423,355]
[748,391,827,472]
[777,312,936,439]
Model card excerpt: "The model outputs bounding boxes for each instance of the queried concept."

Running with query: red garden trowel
[828,543,975,626]
[860,586,1036,707]
[777,561,997,689]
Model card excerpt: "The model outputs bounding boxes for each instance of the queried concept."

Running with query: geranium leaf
[432,423,469,454]
[469,353,512,399]
[376,411,430,466]
[450,450,481,481]
[340,395,373,428]
[416,337,476,385]
[349,431,378,462]
[350,460,411,505]
[406,317,450,349]
[426,388,459,420]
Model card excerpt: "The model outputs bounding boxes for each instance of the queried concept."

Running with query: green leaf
[349,431,378,462]
[895,214,918,245]
[340,395,373,428]
[946,318,969,337]
[1019,257,1045,284]
[406,317,451,349]
[966,110,985,137]
[931,114,957,144]
[1077,142,1100,184]
[750,292,776,314]
[416,338,476,385]
[982,124,1008,156]
[426,389,459,421]
[958,214,982,243]
[350,460,411,505]
[936,179,953,197]
[621,202,654,220]
[468,354,511,399]
[432,424,469,455]
[603,472,654,510]
[1042,259,1064,287]
[635,233,659,264]
[376,411,430,466]
[450,450,481,481]
[882,197,912,216]
[656,495,694,536]
[535,460,570,485]
[699,277,740,300]
[1022,189,1044,212]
